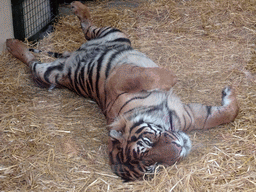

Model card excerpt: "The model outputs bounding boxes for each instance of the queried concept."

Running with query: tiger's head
[108,117,191,181]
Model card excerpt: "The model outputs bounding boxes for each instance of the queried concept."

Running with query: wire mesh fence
[11,0,58,41]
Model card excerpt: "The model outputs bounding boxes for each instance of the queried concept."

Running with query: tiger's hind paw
[6,39,35,65]
[71,1,91,20]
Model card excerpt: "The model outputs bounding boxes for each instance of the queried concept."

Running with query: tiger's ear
[108,129,125,155]
[107,116,126,131]
[109,130,124,143]
[108,117,127,143]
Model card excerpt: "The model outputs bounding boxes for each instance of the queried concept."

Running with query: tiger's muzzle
[145,131,191,166]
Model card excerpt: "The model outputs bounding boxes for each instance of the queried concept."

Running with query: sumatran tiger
[6,1,239,181]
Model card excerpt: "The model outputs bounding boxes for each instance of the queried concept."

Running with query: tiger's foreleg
[183,86,239,132]
[71,1,128,41]
[6,39,68,88]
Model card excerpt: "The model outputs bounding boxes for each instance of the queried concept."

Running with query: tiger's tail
[28,48,70,58]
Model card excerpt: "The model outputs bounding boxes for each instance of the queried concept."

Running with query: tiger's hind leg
[6,39,36,66]
[6,39,69,89]
[71,1,129,42]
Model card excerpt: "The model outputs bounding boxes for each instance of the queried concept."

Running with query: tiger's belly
[63,42,159,110]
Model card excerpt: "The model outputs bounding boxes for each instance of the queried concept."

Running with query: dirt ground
[0,0,256,191]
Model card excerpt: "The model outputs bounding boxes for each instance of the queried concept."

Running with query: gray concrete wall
[0,0,14,53]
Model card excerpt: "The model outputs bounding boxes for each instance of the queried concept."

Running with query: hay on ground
[0,0,256,191]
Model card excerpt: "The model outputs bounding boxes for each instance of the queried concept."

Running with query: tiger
[6,1,239,181]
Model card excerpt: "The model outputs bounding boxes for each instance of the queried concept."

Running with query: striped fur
[6,1,239,181]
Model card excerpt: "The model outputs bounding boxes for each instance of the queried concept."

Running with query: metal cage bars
[11,0,58,41]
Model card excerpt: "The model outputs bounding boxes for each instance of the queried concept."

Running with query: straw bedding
[0,0,255,191]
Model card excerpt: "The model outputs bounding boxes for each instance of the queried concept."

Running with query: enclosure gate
[11,0,58,41]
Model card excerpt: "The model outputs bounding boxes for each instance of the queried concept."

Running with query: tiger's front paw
[221,86,234,105]
[221,86,239,120]
[71,1,91,20]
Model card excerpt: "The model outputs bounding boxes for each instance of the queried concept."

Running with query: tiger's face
[108,118,191,181]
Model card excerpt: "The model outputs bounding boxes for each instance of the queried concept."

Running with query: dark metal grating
[11,0,58,41]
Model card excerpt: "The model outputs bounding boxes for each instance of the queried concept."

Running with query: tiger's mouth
[171,131,191,158]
